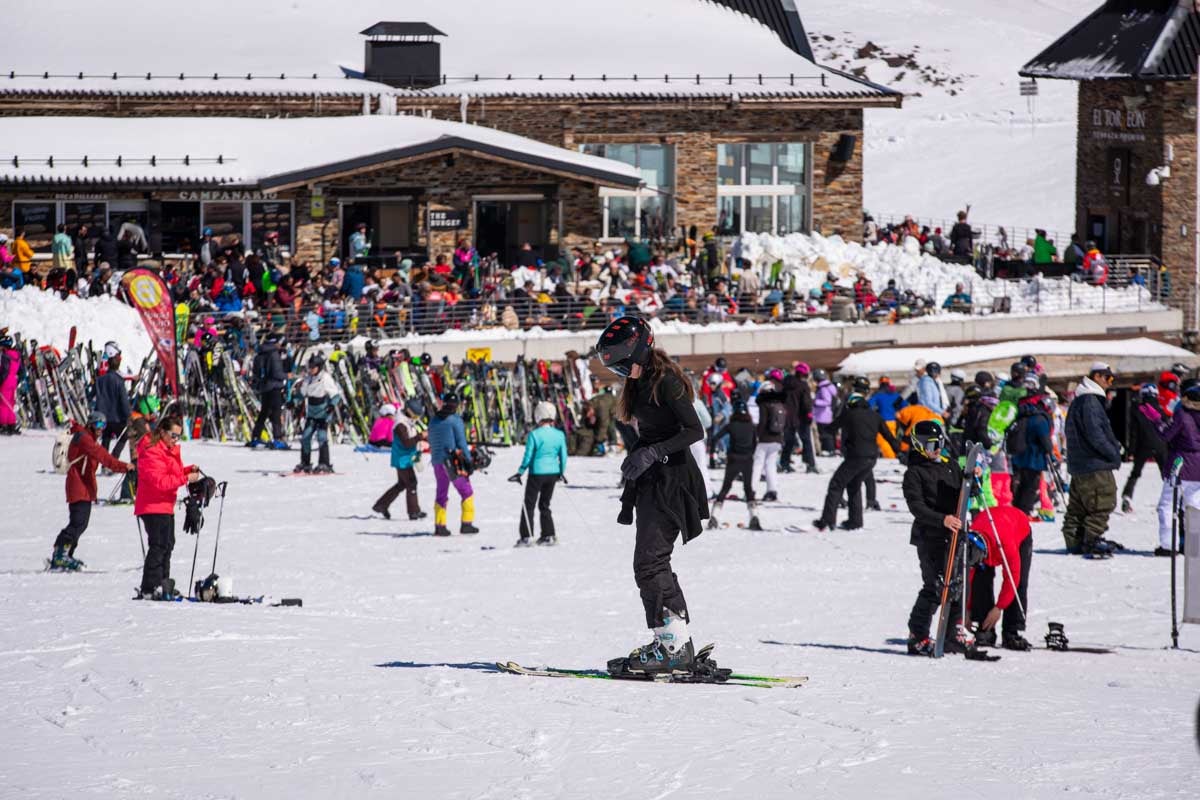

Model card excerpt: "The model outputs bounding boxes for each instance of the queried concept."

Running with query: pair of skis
[933,443,987,659]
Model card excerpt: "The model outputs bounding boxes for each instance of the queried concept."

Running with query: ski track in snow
[1,431,1198,798]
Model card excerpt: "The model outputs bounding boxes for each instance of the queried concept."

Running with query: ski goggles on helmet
[965,530,989,568]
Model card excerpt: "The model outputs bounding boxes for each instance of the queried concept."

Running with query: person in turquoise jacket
[372,401,427,521]
[509,401,568,546]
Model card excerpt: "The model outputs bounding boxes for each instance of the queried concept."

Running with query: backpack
[1005,415,1030,457]
[765,402,787,436]
[52,430,78,474]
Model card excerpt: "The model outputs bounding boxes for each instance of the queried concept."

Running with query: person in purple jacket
[812,369,839,454]
[1157,377,1200,557]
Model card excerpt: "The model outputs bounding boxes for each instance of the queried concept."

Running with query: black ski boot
[294,453,312,474]
[536,535,557,546]
[433,525,452,537]
[1002,632,1032,651]
[460,522,480,535]
[1045,621,1069,651]
[974,628,998,648]
[866,500,882,512]
[762,491,778,502]
[1120,495,1133,514]
[837,520,860,531]
[372,504,391,520]
[514,537,532,548]
[1154,546,1176,557]
[747,516,764,531]
[805,465,820,475]
[48,546,83,572]
[409,511,428,521]
[812,518,831,531]
[906,635,935,656]
[611,638,696,676]
[313,444,333,473]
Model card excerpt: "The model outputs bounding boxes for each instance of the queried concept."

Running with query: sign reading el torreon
[1090,107,1148,142]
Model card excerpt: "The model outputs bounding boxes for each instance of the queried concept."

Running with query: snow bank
[0,288,150,370]
[737,232,1164,316]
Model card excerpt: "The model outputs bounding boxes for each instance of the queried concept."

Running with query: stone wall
[1160,79,1198,336]
[0,93,371,117]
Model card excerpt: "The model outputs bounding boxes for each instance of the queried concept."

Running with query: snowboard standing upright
[933,443,984,658]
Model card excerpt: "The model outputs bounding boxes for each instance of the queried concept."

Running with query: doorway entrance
[339,199,419,266]
[474,200,554,267]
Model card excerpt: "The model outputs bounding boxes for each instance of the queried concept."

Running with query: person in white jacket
[295,354,342,474]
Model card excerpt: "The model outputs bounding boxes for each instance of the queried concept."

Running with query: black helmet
[715,357,727,371]
[596,317,654,378]
[964,383,983,401]
[442,389,460,406]
[419,353,433,367]
[1182,377,1200,401]
[365,339,378,352]
[910,419,945,459]
[813,368,828,382]
[1020,354,1038,370]
[852,376,871,394]
[1172,362,1190,380]
[1010,362,1027,381]
[264,330,283,345]
[925,361,942,377]
[732,397,749,415]
[307,354,325,370]
[974,370,995,389]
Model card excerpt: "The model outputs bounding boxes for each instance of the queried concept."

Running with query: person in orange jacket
[49,411,133,571]
[894,401,944,459]
[135,415,202,599]
[12,229,35,274]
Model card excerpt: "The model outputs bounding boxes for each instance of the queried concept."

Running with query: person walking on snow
[295,355,341,474]
[812,369,838,454]
[1156,377,1200,557]
[509,401,568,547]
[814,391,899,531]
[782,362,818,473]
[372,401,427,522]
[708,397,761,530]
[427,389,479,536]
[1121,384,1167,513]
[595,316,709,676]
[49,411,133,571]
[136,416,202,599]
[369,403,398,448]
[247,332,289,449]
[753,371,787,502]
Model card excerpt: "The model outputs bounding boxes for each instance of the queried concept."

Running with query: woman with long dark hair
[596,316,709,675]
[135,415,201,599]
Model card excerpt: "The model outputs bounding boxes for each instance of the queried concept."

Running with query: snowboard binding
[1045,621,1069,651]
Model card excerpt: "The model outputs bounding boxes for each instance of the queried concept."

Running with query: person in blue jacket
[868,377,904,422]
[509,401,568,546]
[341,261,366,300]
[427,389,477,536]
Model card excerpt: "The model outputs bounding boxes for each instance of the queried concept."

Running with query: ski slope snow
[2,433,1197,798]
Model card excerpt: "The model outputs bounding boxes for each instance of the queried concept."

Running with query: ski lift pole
[210,481,229,575]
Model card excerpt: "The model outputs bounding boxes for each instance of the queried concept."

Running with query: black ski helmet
[910,419,945,459]
[1172,362,1190,380]
[596,317,654,378]
[813,368,828,382]
[715,357,727,371]
[307,353,325,370]
[964,383,983,401]
[974,370,995,389]
[1182,377,1200,401]
[852,376,871,394]
[1020,354,1038,370]
[925,361,942,378]
[442,389,460,407]
[365,339,378,353]
[1010,362,1028,382]
[731,397,749,416]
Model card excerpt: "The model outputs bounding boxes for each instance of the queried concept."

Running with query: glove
[182,497,204,535]
[621,445,664,482]
[559,474,569,484]
[508,473,522,484]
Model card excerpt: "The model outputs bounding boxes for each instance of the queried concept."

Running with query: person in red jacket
[136,415,201,599]
[968,504,1033,651]
[49,411,133,571]
[1158,370,1180,418]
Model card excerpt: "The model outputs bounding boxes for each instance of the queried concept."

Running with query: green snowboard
[986,400,1017,451]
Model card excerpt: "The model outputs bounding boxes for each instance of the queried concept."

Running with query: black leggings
[54,501,92,555]
[139,514,176,594]
[520,474,558,540]
[633,488,687,629]
[970,536,1033,634]
[252,388,284,442]
[715,456,754,503]
[908,536,956,640]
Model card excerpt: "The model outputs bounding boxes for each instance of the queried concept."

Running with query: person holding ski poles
[968,504,1033,650]
[49,411,133,571]
[372,401,427,521]
[137,415,202,599]
[509,401,568,547]
[595,316,709,676]
[1156,377,1200,557]
[295,355,341,474]
[428,389,479,536]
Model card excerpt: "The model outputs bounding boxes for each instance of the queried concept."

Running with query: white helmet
[0,233,8,243]
[534,401,557,423]
[950,368,967,382]
[379,403,397,417]
[103,341,121,360]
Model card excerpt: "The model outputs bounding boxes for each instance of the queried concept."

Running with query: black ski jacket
[755,386,787,444]
[960,400,993,450]
[94,370,131,427]
[902,455,964,545]
[252,342,287,393]
[782,375,812,425]
[93,230,118,267]
[712,417,757,458]
[1128,402,1168,462]
[834,404,899,459]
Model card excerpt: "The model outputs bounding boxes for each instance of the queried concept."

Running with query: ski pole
[1171,461,1182,650]
[983,506,1027,625]
[135,515,146,559]
[210,481,228,576]
[188,513,203,599]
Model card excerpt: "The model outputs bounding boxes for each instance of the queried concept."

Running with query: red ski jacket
[64,423,130,504]
[134,436,193,516]
[970,505,1032,611]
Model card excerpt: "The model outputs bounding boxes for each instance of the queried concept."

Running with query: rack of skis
[8,333,593,447]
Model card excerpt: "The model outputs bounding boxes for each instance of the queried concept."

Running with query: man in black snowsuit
[708,398,760,530]
[813,393,899,531]
[1121,383,1167,513]
[94,349,131,458]
[780,366,816,473]
[959,384,993,450]
[248,333,288,449]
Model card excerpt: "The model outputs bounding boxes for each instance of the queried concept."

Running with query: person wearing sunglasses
[49,411,133,571]
[135,415,202,599]
[1062,362,1123,558]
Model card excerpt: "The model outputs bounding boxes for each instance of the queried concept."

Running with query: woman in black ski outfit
[596,317,709,675]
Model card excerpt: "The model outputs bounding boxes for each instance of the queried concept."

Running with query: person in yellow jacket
[13,230,34,274]
[894,402,944,458]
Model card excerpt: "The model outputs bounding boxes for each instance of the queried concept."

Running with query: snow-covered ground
[2,432,1197,798]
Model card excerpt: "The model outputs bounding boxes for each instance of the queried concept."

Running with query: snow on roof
[1,0,895,101]
[0,116,642,187]
[839,338,1196,376]
[0,74,400,97]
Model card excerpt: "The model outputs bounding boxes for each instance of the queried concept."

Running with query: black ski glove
[621,445,665,482]
[182,497,204,535]
[507,473,522,484]
[559,474,568,484]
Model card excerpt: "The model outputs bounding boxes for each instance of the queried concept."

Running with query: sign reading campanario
[1090,107,1148,142]
[177,190,278,201]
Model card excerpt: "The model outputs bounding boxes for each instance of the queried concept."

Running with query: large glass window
[250,201,294,252]
[714,142,811,236]
[582,143,675,240]
[12,201,57,251]
[160,201,201,255]
[202,202,245,245]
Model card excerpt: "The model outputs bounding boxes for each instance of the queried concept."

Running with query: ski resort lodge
[1021,0,1200,334]
[0,1,899,268]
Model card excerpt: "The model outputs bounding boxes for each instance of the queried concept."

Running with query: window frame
[714,142,813,236]
[582,143,676,241]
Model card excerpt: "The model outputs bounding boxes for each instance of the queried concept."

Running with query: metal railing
[873,214,1070,256]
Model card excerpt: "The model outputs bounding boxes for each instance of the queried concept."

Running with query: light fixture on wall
[1146,165,1172,186]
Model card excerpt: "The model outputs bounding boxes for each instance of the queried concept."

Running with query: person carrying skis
[137,416,202,599]
[372,401,427,521]
[813,392,899,531]
[295,354,341,474]
[902,419,974,656]
[427,389,479,536]
[596,316,709,675]
[1122,384,1167,514]
[49,411,133,570]
[1156,378,1200,557]
[969,504,1033,650]
[753,372,787,502]
[509,401,568,546]
[708,396,760,530]
[248,331,289,449]
[94,342,131,458]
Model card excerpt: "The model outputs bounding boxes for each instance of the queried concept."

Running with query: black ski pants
[1122,453,1164,501]
[1012,467,1042,515]
[817,422,837,454]
[374,467,421,518]
[820,456,875,529]
[970,536,1033,635]
[780,425,797,469]
[908,535,959,640]
[715,455,754,503]
[633,487,687,629]
[252,388,284,442]
[139,514,176,594]
[54,501,92,555]
[798,422,817,468]
[519,474,558,541]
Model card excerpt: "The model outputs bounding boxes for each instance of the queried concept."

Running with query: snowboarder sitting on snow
[50,411,133,571]
[968,504,1033,650]
[427,389,479,536]
[509,401,568,546]
[708,397,760,530]
[902,419,973,656]
[295,354,341,474]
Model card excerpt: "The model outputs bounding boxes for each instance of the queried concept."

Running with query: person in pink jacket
[0,330,19,434]
[368,403,398,448]
[135,416,201,599]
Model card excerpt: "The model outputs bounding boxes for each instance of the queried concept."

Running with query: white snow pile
[737,232,1165,317]
[0,288,150,369]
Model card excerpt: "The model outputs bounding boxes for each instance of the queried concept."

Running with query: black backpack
[1005,415,1030,456]
[252,351,270,392]
[765,402,787,436]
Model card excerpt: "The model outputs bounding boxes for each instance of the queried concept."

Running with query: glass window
[250,201,293,252]
[604,144,638,169]
[159,201,201,255]
[747,144,774,185]
[202,202,244,246]
[13,202,57,251]
[580,144,605,158]
[639,195,669,240]
[777,144,806,186]
[606,196,637,239]
[64,202,107,234]
[777,195,806,235]
[747,196,773,233]
[638,145,672,188]
[377,201,414,251]
[716,197,741,237]
[717,144,742,186]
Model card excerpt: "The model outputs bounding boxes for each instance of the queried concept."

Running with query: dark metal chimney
[361,22,446,89]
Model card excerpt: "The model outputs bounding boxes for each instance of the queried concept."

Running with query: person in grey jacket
[1062,362,1122,557]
